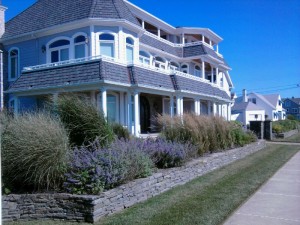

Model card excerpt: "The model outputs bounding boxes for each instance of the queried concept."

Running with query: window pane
[51,51,59,63]
[139,51,150,58]
[10,57,17,79]
[126,46,133,63]
[99,34,114,41]
[50,40,70,48]
[60,48,69,61]
[75,35,86,43]
[107,95,117,122]
[100,43,114,57]
[126,37,134,45]
[75,44,85,59]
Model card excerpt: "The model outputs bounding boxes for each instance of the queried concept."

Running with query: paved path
[266,141,300,146]
[223,150,300,225]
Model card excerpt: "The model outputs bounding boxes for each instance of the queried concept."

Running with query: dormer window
[139,51,150,65]
[181,64,189,74]
[74,35,86,59]
[194,65,201,77]
[8,48,19,81]
[49,39,70,63]
[99,33,115,58]
[126,37,134,63]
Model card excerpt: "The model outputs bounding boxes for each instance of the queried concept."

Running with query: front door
[140,96,151,133]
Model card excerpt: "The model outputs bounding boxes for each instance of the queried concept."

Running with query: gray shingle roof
[173,75,231,100]
[128,66,174,90]
[3,0,140,39]
[8,60,130,92]
[232,102,264,112]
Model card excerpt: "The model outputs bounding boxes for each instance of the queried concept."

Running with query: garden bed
[2,140,266,223]
[273,129,299,139]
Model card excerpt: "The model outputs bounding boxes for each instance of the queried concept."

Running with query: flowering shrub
[142,138,198,168]
[64,139,153,194]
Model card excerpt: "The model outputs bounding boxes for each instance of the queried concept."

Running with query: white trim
[124,34,136,63]
[8,47,20,82]
[46,36,72,63]
[97,30,118,59]
[72,32,88,59]
[181,63,189,74]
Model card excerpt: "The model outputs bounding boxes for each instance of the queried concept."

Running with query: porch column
[211,66,214,83]
[201,60,205,79]
[216,67,219,85]
[90,91,96,106]
[176,96,182,116]
[120,92,125,125]
[127,92,132,134]
[158,28,161,38]
[134,91,140,136]
[227,103,231,121]
[219,104,223,117]
[216,44,219,53]
[182,33,185,44]
[209,40,212,46]
[170,96,174,117]
[142,20,145,29]
[202,35,205,42]
[213,102,217,116]
[101,88,107,118]
[194,99,200,116]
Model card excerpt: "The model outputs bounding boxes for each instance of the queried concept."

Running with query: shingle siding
[183,45,206,58]
[100,61,130,84]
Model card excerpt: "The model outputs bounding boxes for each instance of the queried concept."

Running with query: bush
[64,139,153,194]
[272,119,299,134]
[157,114,256,154]
[2,112,70,191]
[142,138,198,168]
[230,122,257,146]
[111,123,130,140]
[55,95,114,147]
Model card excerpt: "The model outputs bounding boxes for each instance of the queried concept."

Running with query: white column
[202,35,205,42]
[211,66,214,83]
[158,28,161,38]
[182,33,185,44]
[219,104,223,117]
[202,60,205,79]
[199,100,202,115]
[180,97,184,115]
[194,99,198,115]
[227,103,231,121]
[170,96,174,117]
[134,91,140,136]
[216,44,219,53]
[101,88,107,118]
[213,102,217,116]
[176,96,182,115]
[127,92,132,134]
[90,25,96,56]
[216,67,219,85]
[209,40,212,46]
[142,20,145,29]
[120,92,125,125]
[118,26,124,61]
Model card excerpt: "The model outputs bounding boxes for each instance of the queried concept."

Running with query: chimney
[0,1,7,38]
[242,89,248,102]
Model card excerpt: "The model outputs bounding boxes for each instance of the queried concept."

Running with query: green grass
[5,144,299,225]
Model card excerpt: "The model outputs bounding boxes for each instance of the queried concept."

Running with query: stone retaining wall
[2,140,266,223]
[274,129,298,139]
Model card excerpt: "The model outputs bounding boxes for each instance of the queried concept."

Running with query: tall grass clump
[2,112,70,191]
[157,114,256,154]
[55,95,114,147]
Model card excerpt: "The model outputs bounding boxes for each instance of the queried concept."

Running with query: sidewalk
[223,150,300,225]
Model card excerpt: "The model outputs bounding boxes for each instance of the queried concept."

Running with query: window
[278,100,282,106]
[74,35,86,59]
[107,94,118,122]
[292,108,298,113]
[49,39,70,63]
[9,49,19,80]
[99,33,115,58]
[284,100,290,107]
[154,56,166,69]
[126,37,134,63]
[286,108,289,112]
[249,98,257,104]
[170,62,179,71]
[139,51,150,65]
[181,64,189,73]
[194,65,201,77]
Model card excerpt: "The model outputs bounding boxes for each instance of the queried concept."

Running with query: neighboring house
[283,97,300,120]
[0,0,233,136]
[232,90,285,125]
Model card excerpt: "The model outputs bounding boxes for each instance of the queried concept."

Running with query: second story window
[154,57,166,70]
[74,35,86,59]
[99,33,115,58]
[126,37,134,63]
[49,40,70,63]
[139,51,150,65]
[194,65,201,77]
[9,48,19,81]
[181,64,189,74]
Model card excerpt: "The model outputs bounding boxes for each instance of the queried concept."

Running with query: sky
[2,0,300,98]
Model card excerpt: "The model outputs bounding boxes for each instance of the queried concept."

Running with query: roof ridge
[112,0,122,20]
[89,0,98,18]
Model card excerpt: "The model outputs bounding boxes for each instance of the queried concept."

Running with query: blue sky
[2,0,300,98]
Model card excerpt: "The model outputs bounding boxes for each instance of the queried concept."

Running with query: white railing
[23,55,125,72]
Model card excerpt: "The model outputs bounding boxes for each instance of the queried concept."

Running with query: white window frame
[139,50,151,66]
[154,56,167,70]
[72,32,88,59]
[125,36,135,64]
[97,31,117,59]
[47,36,71,63]
[181,63,189,74]
[8,47,20,81]
[170,61,179,71]
[194,64,201,77]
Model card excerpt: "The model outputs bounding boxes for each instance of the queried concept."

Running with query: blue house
[0,0,233,136]
[283,97,300,120]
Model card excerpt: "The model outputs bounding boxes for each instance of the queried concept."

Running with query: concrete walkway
[224,150,300,225]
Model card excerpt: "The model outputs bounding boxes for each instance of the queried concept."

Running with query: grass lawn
[5,144,300,225]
